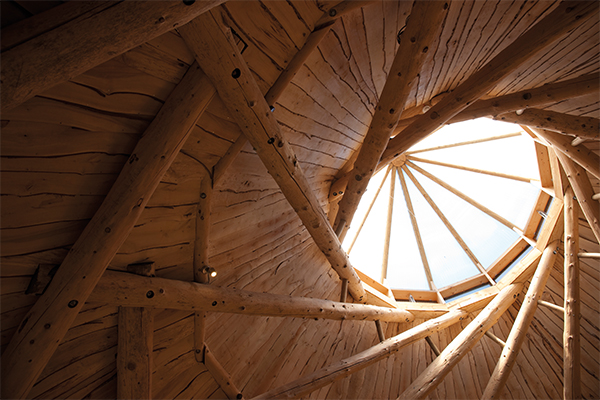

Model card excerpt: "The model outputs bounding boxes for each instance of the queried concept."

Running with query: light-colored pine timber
[251,309,468,400]
[485,330,507,348]
[405,133,522,156]
[332,1,448,239]
[495,109,599,141]
[533,128,600,181]
[1,0,224,112]
[178,11,368,302]
[578,253,600,259]
[204,345,244,400]
[381,167,397,282]
[564,186,581,400]
[537,299,565,314]
[482,241,560,399]
[379,1,599,166]
[90,270,415,323]
[399,283,523,399]
[117,307,153,400]
[0,63,216,400]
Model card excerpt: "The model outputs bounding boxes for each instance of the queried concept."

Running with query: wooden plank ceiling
[1,1,598,399]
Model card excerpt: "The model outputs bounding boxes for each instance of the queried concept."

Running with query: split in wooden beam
[494,109,599,141]
[91,270,415,323]
[332,1,448,240]
[398,283,523,399]
[379,1,599,167]
[482,241,559,399]
[0,0,225,112]
[178,11,367,302]
[251,309,467,400]
[563,186,581,400]
[0,63,216,400]
[117,307,153,400]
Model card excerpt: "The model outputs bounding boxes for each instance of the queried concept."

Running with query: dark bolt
[105,227,111,233]
[329,8,337,17]
[200,193,207,199]
[231,68,241,79]
[196,349,201,353]
[422,46,428,53]
[159,288,164,294]
[339,191,343,194]
[523,92,532,100]
[355,174,362,181]
[444,3,449,9]
[410,37,416,43]
[146,290,154,298]
[430,111,440,120]
[277,140,284,148]
[333,192,338,196]
[389,108,395,114]
[68,300,78,308]
[183,0,195,5]
[30,339,35,344]
[212,301,218,306]
[44,323,51,329]
[237,394,243,399]
[267,137,275,144]
[157,17,165,23]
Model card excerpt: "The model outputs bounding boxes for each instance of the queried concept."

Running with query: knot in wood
[127,362,136,371]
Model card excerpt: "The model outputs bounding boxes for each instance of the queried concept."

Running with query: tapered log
[482,242,559,399]
[332,1,448,239]
[204,345,244,400]
[179,12,367,301]
[495,109,599,140]
[564,186,581,400]
[381,167,397,282]
[380,1,599,166]
[0,0,224,112]
[398,283,523,399]
[533,128,600,181]
[117,307,153,400]
[0,63,216,400]
[554,150,600,244]
[252,309,468,400]
[90,270,415,323]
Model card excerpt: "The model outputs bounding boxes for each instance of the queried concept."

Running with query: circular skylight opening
[344,119,544,303]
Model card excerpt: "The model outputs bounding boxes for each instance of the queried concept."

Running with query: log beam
[178,11,367,301]
[251,309,467,400]
[482,241,559,399]
[90,270,415,323]
[494,109,599,141]
[204,345,244,400]
[0,63,216,400]
[332,1,448,239]
[0,0,224,112]
[398,283,523,399]
[117,307,153,400]
[379,1,599,167]
[564,186,581,400]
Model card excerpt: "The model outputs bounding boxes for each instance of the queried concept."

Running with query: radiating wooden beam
[251,309,467,400]
[537,299,565,314]
[0,0,224,112]
[332,1,448,240]
[399,283,523,399]
[381,167,397,282]
[91,270,415,323]
[406,133,522,155]
[554,150,600,244]
[494,109,599,141]
[485,330,507,348]
[117,307,153,400]
[402,166,495,286]
[204,345,244,400]
[564,186,581,400]
[0,63,216,400]
[379,1,599,166]
[482,241,559,399]
[179,12,367,302]
[532,128,600,181]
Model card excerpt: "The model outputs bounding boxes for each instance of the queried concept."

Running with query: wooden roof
[1,1,598,399]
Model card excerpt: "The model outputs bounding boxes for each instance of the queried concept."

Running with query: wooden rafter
[482,241,559,398]
[406,133,522,155]
[398,283,523,399]
[0,63,217,400]
[381,167,397,282]
[332,1,448,240]
[178,11,367,302]
[494,109,599,140]
[0,0,225,112]
[402,165,495,286]
[251,310,467,400]
[90,270,415,323]
[406,161,517,230]
[379,1,599,167]
[203,345,244,400]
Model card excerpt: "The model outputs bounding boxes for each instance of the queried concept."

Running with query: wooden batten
[379,1,599,166]
[117,307,153,400]
[91,271,415,323]
[482,242,559,399]
[564,187,581,399]
[332,0,448,239]
[398,283,523,399]
[0,63,217,400]
[0,0,225,112]
[178,11,367,303]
